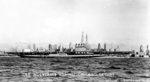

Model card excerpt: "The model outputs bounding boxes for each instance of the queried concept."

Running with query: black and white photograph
[0,0,150,82]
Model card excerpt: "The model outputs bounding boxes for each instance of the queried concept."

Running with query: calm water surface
[0,57,150,82]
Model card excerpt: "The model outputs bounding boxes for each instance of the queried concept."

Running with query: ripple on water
[0,57,150,81]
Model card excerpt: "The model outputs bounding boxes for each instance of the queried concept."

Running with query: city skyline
[0,0,150,51]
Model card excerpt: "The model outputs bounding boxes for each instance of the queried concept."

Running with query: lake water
[0,57,150,82]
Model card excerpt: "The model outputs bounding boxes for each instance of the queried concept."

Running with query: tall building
[58,45,61,51]
[69,42,72,49]
[114,46,119,52]
[48,44,52,51]
[59,45,63,52]
[97,43,101,51]
[109,44,112,52]
[109,49,111,52]
[114,49,116,52]
[53,44,57,50]
[140,45,143,52]
[146,45,149,55]
[104,43,106,51]
[33,43,36,51]
[27,45,31,49]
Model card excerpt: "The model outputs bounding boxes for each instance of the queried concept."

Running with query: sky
[0,0,150,51]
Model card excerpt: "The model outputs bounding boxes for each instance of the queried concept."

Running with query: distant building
[146,45,149,55]
[104,43,107,51]
[97,43,101,51]
[27,45,31,50]
[114,49,116,52]
[109,44,113,52]
[33,43,36,51]
[48,44,52,51]
[22,49,31,52]
[139,45,145,57]
[69,42,72,49]
[86,33,88,44]
[140,45,143,52]
[38,47,45,52]
[96,43,107,52]
[53,44,57,50]
[109,49,111,52]
[114,46,119,52]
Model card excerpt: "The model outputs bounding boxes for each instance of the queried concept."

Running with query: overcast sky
[0,0,150,51]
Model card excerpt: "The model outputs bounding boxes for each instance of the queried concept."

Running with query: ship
[6,32,134,58]
[16,52,103,58]
[7,32,105,58]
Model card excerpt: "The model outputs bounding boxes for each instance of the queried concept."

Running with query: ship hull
[19,54,103,58]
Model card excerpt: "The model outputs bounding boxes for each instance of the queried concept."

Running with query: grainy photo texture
[0,0,150,82]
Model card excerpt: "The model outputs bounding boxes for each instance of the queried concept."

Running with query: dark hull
[19,54,103,58]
